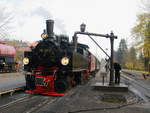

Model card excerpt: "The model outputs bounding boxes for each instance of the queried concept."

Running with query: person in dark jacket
[114,62,121,84]
[0,59,4,72]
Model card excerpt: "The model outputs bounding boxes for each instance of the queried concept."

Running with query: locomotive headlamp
[41,29,48,39]
[41,33,48,39]
[61,57,69,66]
[23,57,29,65]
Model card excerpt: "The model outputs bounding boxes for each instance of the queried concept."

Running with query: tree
[132,13,150,71]
[125,47,137,70]
[129,47,137,60]
[0,6,13,40]
[115,39,128,67]
[132,13,150,39]
[132,0,150,71]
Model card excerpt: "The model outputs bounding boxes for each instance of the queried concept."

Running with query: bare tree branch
[0,16,13,29]
[0,7,13,40]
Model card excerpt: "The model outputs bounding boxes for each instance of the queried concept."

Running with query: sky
[0,0,141,59]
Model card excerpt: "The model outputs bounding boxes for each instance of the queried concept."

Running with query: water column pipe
[73,25,117,85]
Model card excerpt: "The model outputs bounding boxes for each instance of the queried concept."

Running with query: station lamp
[80,23,86,32]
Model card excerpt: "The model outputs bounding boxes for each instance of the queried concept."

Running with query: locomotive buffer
[73,23,128,92]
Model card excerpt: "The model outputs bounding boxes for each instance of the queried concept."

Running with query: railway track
[0,83,83,113]
[0,93,59,113]
[23,97,58,113]
[0,94,33,110]
[0,78,93,113]
[121,70,143,80]
[122,71,150,90]
[0,87,25,96]
[121,71,150,102]
[0,86,87,113]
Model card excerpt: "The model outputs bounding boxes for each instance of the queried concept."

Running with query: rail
[0,86,25,96]
[121,71,150,102]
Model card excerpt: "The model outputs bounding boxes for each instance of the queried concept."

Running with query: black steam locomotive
[23,20,100,96]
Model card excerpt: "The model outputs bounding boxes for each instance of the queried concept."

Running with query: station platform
[92,71,128,92]
[0,72,25,95]
[92,82,128,92]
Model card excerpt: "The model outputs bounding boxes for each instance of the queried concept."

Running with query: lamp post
[80,23,86,32]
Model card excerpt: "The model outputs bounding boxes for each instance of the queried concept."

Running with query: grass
[123,69,149,74]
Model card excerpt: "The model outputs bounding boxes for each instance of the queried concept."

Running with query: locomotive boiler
[23,19,100,96]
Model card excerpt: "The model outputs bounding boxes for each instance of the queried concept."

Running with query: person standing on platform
[114,62,121,84]
[105,58,109,73]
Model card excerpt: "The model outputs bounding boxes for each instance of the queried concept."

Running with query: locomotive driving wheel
[54,79,68,93]
[66,73,75,89]
[81,72,86,85]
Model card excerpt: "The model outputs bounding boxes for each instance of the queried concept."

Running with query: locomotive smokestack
[46,19,54,38]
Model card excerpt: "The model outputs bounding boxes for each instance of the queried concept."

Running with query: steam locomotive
[0,41,16,72]
[23,20,100,96]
